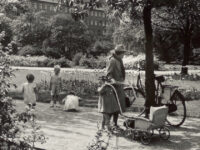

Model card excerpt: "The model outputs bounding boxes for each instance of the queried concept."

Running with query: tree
[47,13,93,59]
[0,0,30,19]
[153,0,200,73]
[0,15,13,48]
[12,11,51,49]
[154,28,181,63]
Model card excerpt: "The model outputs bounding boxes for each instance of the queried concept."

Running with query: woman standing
[98,44,127,129]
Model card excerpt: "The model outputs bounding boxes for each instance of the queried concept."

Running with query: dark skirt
[98,84,126,114]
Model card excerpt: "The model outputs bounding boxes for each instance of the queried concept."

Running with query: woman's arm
[49,77,52,91]
[106,58,116,80]
[59,77,62,91]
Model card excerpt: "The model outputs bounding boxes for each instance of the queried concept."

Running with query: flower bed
[8,67,200,104]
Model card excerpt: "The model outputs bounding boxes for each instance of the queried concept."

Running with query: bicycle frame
[125,67,145,97]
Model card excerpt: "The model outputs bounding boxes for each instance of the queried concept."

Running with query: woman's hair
[54,65,61,75]
[26,74,35,83]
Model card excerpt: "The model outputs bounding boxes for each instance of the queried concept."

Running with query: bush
[44,47,61,59]
[47,57,72,68]
[123,54,162,70]
[18,45,43,56]
[72,52,83,65]
[79,56,107,69]
[8,55,49,67]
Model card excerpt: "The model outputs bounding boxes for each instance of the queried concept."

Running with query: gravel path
[15,100,200,150]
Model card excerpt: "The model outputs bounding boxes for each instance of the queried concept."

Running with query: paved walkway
[15,100,200,150]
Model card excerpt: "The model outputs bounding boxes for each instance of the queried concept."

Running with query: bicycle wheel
[124,87,146,116]
[166,90,186,127]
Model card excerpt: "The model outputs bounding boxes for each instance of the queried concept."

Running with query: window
[91,20,93,25]
[42,3,45,10]
[99,21,102,26]
[39,3,42,10]
[99,12,102,17]
[95,20,97,26]
[47,4,50,11]
[32,2,37,9]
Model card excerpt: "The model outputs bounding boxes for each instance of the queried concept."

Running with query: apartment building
[28,0,107,35]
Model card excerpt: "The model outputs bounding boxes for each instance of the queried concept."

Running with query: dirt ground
[14,100,200,150]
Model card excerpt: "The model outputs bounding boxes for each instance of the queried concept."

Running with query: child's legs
[54,95,58,104]
[102,113,111,129]
[51,95,58,104]
[112,112,119,126]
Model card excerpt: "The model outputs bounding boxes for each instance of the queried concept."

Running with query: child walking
[50,65,62,108]
[22,74,37,110]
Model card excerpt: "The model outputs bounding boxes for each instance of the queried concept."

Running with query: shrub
[18,45,43,56]
[47,57,72,68]
[44,47,61,59]
[79,56,107,69]
[79,55,93,68]
[123,54,162,70]
[8,55,49,67]
[72,52,83,65]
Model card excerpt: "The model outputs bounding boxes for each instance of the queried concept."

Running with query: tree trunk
[143,0,156,114]
[182,35,191,66]
[181,33,191,74]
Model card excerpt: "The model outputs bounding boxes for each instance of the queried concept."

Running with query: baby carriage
[124,106,170,145]
[99,76,170,145]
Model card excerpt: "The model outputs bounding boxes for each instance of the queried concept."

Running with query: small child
[50,65,62,108]
[22,74,37,110]
[62,91,79,112]
[97,77,112,131]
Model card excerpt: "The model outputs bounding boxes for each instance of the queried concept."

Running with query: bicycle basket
[166,103,177,113]
[125,97,131,108]
[155,75,165,83]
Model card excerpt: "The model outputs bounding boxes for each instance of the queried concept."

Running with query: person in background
[98,44,127,130]
[22,74,38,110]
[50,65,62,108]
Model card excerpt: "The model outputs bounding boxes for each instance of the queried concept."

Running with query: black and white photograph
[0,0,200,149]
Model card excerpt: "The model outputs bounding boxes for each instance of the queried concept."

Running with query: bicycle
[124,69,187,127]
[124,67,146,116]
[154,75,186,127]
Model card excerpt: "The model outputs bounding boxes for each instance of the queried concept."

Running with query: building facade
[28,0,107,35]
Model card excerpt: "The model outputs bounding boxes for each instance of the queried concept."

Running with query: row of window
[88,10,106,18]
[86,20,107,26]
[31,2,57,12]
[31,2,106,18]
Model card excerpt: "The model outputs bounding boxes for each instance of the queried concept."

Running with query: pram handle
[99,76,128,85]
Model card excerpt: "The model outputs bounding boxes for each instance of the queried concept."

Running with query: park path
[14,100,200,150]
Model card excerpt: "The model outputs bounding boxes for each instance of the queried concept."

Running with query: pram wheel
[124,129,134,140]
[140,132,151,145]
[159,127,170,140]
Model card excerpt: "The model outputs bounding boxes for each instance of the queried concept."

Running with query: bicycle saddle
[155,75,165,83]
